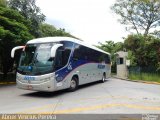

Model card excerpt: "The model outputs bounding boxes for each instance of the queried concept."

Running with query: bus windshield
[18,43,55,75]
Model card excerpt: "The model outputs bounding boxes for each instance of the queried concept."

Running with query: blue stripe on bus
[55,60,95,82]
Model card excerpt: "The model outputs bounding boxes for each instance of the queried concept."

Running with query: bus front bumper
[16,79,55,92]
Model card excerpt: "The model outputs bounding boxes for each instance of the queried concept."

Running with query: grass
[129,72,160,83]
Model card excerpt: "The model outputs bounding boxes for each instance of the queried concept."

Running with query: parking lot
[0,78,160,114]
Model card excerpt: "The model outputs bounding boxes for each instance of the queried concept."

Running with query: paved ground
[0,78,160,114]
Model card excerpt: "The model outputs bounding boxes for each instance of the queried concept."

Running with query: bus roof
[27,37,110,55]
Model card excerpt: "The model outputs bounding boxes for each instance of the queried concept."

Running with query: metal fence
[0,73,16,81]
[128,66,160,81]
[128,66,160,74]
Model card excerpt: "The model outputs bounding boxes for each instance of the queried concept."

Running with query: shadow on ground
[20,80,110,98]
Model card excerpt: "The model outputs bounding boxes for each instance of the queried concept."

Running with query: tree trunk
[144,24,151,36]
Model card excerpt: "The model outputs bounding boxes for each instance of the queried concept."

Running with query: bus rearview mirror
[50,44,63,58]
[11,46,25,58]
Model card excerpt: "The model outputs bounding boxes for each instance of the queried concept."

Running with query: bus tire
[101,73,106,83]
[69,77,78,92]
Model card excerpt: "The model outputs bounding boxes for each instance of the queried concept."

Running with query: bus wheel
[69,77,78,92]
[101,73,106,83]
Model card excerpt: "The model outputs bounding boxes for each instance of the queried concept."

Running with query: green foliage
[127,51,137,66]
[0,0,7,7]
[39,23,78,38]
[111,0,160,36]
[0,7,33,77]
[97,34,160,73]
[129,72,160,82]
[97,41,124,60]
[39,23,57,37]
[0,1,78,80]
[0,6,31,26]
[55,28,75,37]
[97,41,124,73]
[9,0,45,37]
[124,34,160,68]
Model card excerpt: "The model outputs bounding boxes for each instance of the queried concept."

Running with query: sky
[36,0,129,45]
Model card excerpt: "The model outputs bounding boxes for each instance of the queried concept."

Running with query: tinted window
[73,44,88,60]
[18,43,56,75]
[117,57,123,65]
[73,44,110,63]
[120,58,124,64]
[54,41,73,70]
[105,55,111,64]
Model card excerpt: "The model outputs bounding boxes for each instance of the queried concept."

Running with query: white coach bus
[11,37,111,92]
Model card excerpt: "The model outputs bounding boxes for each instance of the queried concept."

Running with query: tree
[111,0,160,36]
[9,0,45,37]
[0,0,7,7]
[124,34,160,68]
[39,23,57,37]
[0,7,33,78]
[39,23,78,39]
[55,28,74,37]
[97,41,124,59]
[97,41,124,73]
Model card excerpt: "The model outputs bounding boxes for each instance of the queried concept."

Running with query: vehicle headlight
[40,77,51,82]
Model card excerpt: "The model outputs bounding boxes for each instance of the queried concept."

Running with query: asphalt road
[0,78,160,114]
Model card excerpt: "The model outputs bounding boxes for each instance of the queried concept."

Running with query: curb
[0,82,16,85]
[112,76,160,85]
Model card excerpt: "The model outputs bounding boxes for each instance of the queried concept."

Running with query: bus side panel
[54,42,111,90]
[54,62,110,89]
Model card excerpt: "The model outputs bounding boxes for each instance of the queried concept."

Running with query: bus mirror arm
[50,44,63,58]
[11,46,25,58]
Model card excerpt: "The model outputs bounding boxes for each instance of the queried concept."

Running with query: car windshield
[18,43,55,75]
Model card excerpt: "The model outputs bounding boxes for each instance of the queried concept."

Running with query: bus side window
[55,41,73,70]
[62,49,71,65]
[105,55,111,64]
[73,44,88,61]
[54,47,63,70]
[73,44,80,61]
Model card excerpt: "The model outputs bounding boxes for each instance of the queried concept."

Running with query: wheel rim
[70,80,76,89]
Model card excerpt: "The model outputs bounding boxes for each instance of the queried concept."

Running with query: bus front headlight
[40,77,52,82]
